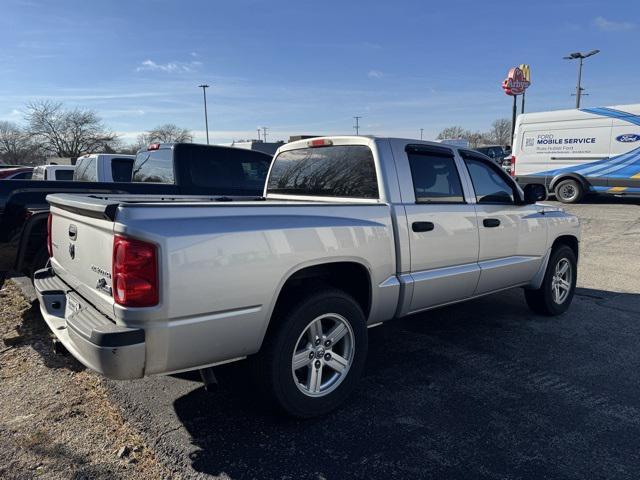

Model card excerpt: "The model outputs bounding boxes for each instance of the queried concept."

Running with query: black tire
[255,288,368,418]
[554,178,584,204]
[525,245,577,316]
[30,247,50,281]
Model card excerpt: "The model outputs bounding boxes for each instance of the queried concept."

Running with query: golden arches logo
[519,64,531,83]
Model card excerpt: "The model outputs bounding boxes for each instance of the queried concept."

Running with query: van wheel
[525,245,577,316]
[255,289,368,418]
[554,179,584,203]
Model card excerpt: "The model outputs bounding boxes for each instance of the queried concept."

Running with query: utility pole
[420,128,424,141]
[257,128,262,141]
[563,50,600,109]
[262,127,268,142]
[353,116,362,136]
[198,84,210,144]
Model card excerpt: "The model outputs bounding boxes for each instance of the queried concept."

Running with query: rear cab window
[132,149,175,183]
[74,157,98,182]
[184,144,271,193]
[267,145,379,199]
[55,169,74,181]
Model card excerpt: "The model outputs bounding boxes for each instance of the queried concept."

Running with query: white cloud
[367,69,384,79]
[594,16,635,31]
[136,59,202,73]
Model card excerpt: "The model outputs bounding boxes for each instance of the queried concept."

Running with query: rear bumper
[34,267,146,379]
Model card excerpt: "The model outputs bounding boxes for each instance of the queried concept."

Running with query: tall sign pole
[502,65,531,145]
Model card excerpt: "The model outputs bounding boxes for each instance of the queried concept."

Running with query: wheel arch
[15,210,49,274]
[551,234,579,259]
[549,173,590,192]
[260,260,373,349]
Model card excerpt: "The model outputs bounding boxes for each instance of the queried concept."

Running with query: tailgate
[48,195,118,317]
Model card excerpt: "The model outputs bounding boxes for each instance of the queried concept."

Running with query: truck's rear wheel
[554,179,584,203]
[257,289,368,418]
[525,245,577,316]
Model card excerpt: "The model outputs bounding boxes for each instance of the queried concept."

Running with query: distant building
[46,157,74,165]
[230,140,285,156]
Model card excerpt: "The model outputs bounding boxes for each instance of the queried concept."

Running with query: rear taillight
[47,213,53,257]
[510,155,516,176]
[112,235,158,307]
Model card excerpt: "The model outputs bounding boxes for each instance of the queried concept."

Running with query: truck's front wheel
[257,289,368,418]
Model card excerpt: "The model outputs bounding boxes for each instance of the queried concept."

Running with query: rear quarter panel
[112,202,397,375]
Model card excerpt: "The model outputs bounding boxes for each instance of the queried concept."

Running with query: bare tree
[485,118,512,146]
[145,124,193,144]
[436,126,468,140]
[466,131,486,148]
[25,100,116,159]
[0,120,44,165]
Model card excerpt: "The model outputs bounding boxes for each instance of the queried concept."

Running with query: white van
[513,104,640,203]
[73,154,135,183]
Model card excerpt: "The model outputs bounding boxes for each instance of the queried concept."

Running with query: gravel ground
[0,280,172,480]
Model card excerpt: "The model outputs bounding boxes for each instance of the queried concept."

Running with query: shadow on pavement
[172,287,640,479]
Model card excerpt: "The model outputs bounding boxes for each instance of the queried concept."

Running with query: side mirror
[523,183,547,204]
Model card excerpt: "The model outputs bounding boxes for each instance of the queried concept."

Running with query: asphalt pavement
[102,198,640,479]
[10,198,640,479]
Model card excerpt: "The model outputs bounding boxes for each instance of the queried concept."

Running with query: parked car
[475,145,509,165]
[32,165,75,181]
[74,154,135,183]
[0,143,272,277]
[36,136,580,418]
[0,167,33,180]
[513,103,640,203]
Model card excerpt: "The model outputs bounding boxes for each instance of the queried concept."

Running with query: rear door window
[267,145,378,198]
[111,158,134,182]
[132,149,175,183]
[406,145,465,203]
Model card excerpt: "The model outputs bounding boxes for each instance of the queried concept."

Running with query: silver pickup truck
[36,136,580,417]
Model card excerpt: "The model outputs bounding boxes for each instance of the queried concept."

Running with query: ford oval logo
[616,134,640,143]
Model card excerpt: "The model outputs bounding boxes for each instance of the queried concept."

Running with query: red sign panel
[502,66,531,96]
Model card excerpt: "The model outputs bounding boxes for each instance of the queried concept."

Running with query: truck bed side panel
[112,203,397,375]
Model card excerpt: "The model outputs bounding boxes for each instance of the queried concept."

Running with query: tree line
[436,118,512,148]
[0,100,193,165]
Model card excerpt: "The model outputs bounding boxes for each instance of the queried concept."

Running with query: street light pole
[198,84,210,144]
[575,57,583,109]
[563,50,599,109]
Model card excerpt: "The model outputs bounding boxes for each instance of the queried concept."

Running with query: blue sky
[1,0,638,144]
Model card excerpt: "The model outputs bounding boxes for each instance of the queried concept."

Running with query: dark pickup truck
[0,143,272,276]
